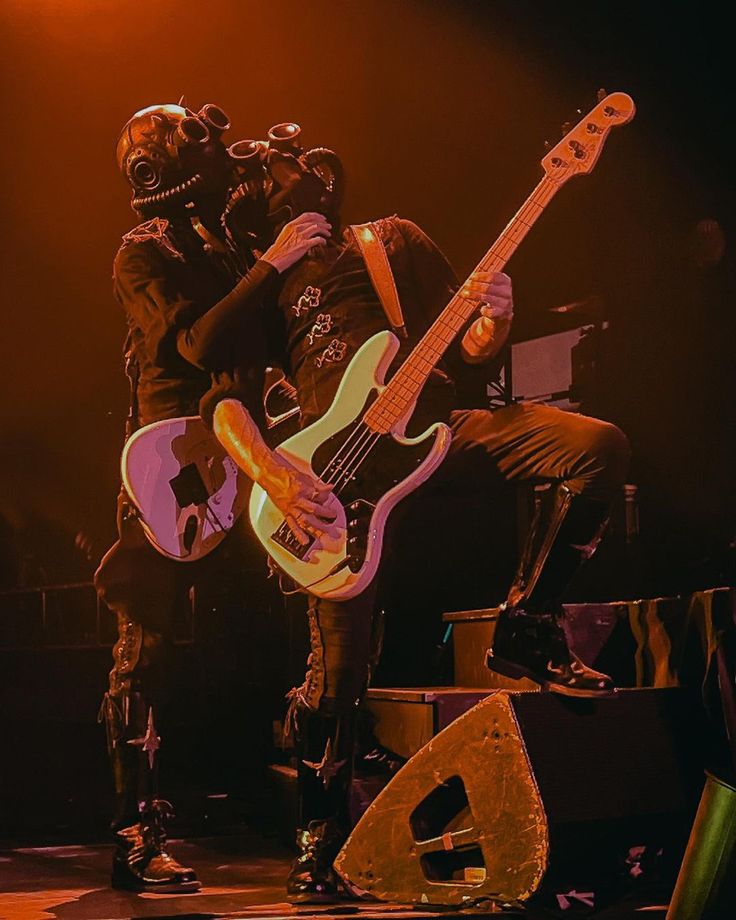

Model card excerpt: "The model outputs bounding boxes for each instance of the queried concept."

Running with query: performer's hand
[259,454,336,545]
[262,212,331,273]
[462,271,514,324]
[459,271,513,363]
[213,398,335,545]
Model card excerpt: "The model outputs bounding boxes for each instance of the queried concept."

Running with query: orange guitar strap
[350,222,408,339]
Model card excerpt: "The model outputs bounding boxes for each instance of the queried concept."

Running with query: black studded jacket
[112,217,278,429]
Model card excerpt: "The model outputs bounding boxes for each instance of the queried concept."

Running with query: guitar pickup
[271,520,315,560]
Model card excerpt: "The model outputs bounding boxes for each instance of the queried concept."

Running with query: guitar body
[249,331,452,600]
[122,416,247,561]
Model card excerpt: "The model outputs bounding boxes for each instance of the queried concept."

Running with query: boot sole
[111,874,201,894]
[286,891,343,904]
[486,653,616,699]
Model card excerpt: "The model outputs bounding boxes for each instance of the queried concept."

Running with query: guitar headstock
[542,92,635,183]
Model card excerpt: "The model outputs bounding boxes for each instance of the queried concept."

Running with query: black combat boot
[101,690,201,893]
[111,799,200,893]
[486,484,615,697]
[286,707,355,903]
[288,817,347,902]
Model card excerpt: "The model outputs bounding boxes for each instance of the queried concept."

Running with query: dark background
[1,0,733,593]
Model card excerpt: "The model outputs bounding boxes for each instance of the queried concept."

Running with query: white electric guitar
[248,92,635,599]
[122,370,299,561]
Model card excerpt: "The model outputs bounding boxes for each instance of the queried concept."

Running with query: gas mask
[224,122,345,249]
[262,122,344,229]
[116,102,234,215]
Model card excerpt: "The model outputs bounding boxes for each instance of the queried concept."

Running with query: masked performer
[96,102,330,893]
[208,125,631,901]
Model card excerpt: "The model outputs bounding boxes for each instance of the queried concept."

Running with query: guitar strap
[350,222,408,339]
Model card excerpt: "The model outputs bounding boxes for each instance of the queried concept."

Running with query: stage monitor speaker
[335,688,705,908]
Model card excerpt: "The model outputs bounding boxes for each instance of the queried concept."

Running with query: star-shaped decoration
[303,738,347,788]
[127,707,161,771]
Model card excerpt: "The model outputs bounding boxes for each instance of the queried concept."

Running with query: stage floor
[0,833,669,920]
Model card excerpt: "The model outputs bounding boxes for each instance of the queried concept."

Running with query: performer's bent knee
[591,421,631,481]
[589,422,631,470]
[575,420,631,500]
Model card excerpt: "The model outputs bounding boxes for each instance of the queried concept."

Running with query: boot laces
[300,821,329,852]
[143,799,175,855]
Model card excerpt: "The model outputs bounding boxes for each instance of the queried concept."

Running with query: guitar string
[277,423,378,546]
[319,422,373,484]
[322,424,376,487]
[332,433,381,496]
[323,429,381,495]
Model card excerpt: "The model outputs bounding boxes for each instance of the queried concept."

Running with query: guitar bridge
[271,520,315,560]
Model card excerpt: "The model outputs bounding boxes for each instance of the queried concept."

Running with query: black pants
[292,404,630,717]
[96,489,277,828]
[95,490,256,702]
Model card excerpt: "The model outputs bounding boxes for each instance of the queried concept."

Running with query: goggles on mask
[223,122,344,250]
[116,102,233,214]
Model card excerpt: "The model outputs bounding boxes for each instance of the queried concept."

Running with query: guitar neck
[365,175,560,433]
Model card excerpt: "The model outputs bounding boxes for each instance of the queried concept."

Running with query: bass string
[323,428,381,495]
[333,432,381,496]
[279,429,380,548]
[323,427,380,492]
[319,420,378,486]
[276,422,376,547]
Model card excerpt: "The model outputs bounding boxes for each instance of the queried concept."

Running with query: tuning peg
[561,121,572,136]
[597,87,607,102]
[543,139,552,151]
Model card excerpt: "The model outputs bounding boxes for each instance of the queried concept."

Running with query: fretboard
[364,175,560,433]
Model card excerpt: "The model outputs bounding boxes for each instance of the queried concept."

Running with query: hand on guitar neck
[459,270,514,364]
[213,397,335,545]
